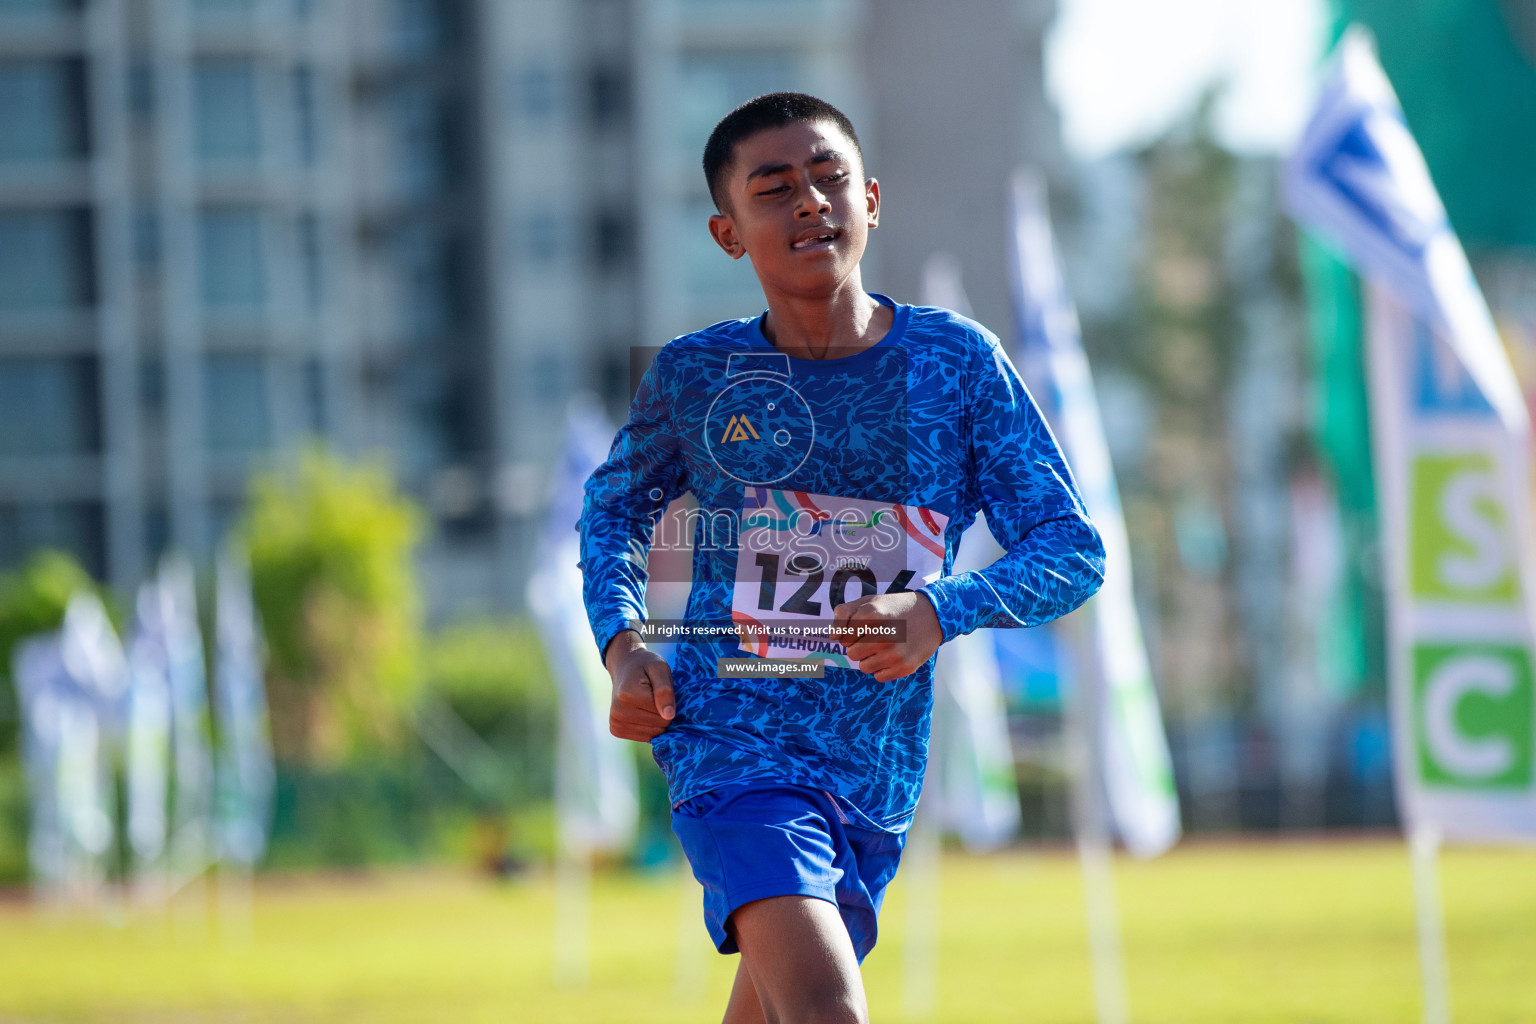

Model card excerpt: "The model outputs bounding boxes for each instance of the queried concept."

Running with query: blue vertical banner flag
[1285,30,1536,840]
[160,556,215,879]
[214,543,275,868]
[61,593,131,742]
[1010,170,1181,858]
[126,580,174,877]
[530,397,639,854]
[59,593,129,882]
[12,593,127,898]
[14,634,73,892]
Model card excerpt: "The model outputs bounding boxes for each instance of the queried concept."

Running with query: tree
[240,446,423,765]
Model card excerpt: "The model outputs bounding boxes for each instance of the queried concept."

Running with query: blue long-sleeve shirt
[578,296,1104,831]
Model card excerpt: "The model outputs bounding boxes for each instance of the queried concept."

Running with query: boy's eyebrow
[743,150,847,184]
[745,162,794,183]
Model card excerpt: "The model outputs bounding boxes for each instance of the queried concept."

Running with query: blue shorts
[670,783,906,963]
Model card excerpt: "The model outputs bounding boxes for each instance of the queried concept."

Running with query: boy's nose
[797,188,831,216]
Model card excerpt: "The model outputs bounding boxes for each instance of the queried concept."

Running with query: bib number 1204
[752,552,916,616]
[730,488,948,662]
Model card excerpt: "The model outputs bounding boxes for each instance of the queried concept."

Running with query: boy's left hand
[832,591,943,682]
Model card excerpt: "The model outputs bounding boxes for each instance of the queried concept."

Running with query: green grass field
[1,838,1533,1023]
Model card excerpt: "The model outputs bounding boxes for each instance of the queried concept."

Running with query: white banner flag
[214,543,275,867]
[126,581,174,870]
[60,593,129,874]
[530,397,639,854]
[1285,30,1536,840]
[1010,170,1181,858]
[921,253,1022,850]
[13,599,121,894]
[61,593,130,742]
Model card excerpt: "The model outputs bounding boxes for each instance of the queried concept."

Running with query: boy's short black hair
[703,92,863,212]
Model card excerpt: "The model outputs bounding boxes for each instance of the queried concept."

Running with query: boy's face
[708,120,879,299]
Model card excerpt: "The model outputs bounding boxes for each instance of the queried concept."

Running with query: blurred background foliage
[0,550,120,757]
[0,448,572,878]
[241,446,424,766]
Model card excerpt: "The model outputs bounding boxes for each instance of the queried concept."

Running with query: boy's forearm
[603,628,646,677]
[925,513,1105,640]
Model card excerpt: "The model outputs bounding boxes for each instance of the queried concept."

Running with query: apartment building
[0,0,1058,618]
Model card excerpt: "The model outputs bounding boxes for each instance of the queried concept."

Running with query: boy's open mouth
[791,228,840,252]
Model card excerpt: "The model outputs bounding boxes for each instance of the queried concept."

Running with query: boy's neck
[760,273,893,360]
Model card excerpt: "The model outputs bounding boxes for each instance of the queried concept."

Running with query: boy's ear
[708,212,745,260]
[865,177,881,229]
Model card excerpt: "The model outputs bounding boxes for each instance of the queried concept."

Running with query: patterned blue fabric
[578,296,1105,831]
[671,783,905,962]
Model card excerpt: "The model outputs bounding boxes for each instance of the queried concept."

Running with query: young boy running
[579,93,1104,1023]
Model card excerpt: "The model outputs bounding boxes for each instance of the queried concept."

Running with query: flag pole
[901,793,941,1019]
[673,865,708,1005]
[1066,612,1129,1024]
[1409,824,1451,1024]
[552,727,591,989]
[552,839,592,988]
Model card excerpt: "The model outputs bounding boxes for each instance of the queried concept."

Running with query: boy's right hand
[604,630,676,742]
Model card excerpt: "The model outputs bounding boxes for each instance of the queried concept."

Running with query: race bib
[730,487,949,665]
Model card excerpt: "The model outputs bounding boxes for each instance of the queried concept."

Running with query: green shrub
[240,446,423,766]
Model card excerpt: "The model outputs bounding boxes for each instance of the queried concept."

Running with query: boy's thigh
[731,894,868,1024]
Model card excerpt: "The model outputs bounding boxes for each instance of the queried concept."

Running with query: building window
[191,0,255,24]
[304,358,326,434]
[0,0,82,21]
[0,355,99,458]
[677,51,797,156]
[133,209,159,266]
[593,208,632,271]
[0,209,94,311]
[198,207,265,310]
[139,356,164,417]
[194,59,261,164]
[204,353,269,454]
[391,221,454,335]
[392,83,453,197]
[515,64,560,124]
[522,212,560,263]
[128,62,154,119]
[392,0,454,59]
[298,212,322,311]
[143,505,170,566]
[0,59,87,163]
[681,202,759,295]
[0,501,105,579]
[293,65,319,166]
[588,64,627,128]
